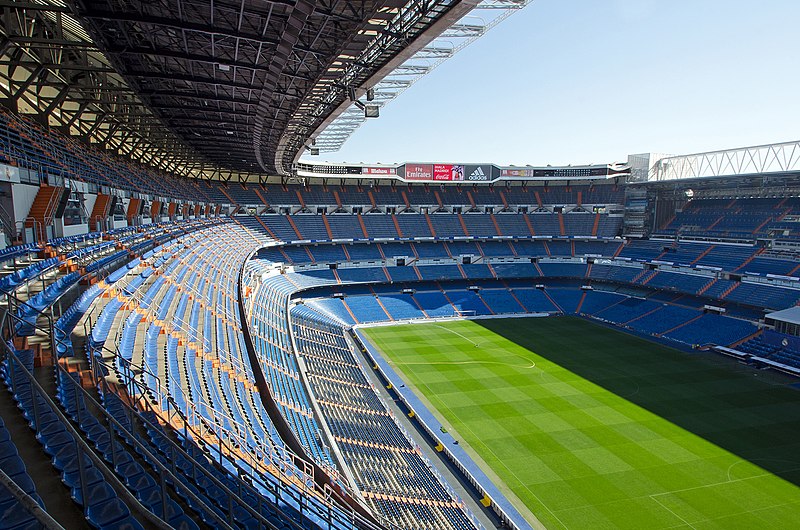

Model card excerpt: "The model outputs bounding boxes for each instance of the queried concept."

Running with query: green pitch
[362,317,800,529]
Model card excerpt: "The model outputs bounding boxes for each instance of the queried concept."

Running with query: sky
[306,0,800,167]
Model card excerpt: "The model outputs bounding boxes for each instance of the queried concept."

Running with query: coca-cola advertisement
[431,164,465,181]
[433,164,452,180]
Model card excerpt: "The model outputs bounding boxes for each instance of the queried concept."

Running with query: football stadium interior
[1,1,799,529]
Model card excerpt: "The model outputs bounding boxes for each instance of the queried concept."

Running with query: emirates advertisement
[404,164,434,180]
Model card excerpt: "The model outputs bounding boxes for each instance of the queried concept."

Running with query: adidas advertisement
[465,164,491,181]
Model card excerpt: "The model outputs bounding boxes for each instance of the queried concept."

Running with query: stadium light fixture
[353,100,380,118]
[364,105,379,118]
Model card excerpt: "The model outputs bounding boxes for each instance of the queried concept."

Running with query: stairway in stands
[89,193,112,231]
[24,185,63,242]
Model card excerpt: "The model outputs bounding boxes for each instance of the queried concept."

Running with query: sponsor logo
[432,164,465,181]
[433,164,453,181]
[500,168,535,178]
[470,167,486,179]
[466,165,491,181]
[404,164,433,180]
[362,167,395,175]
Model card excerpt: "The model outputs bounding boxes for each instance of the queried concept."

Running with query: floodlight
[364,105,379,118]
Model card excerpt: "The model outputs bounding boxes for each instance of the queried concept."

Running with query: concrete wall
[12,183,40,224]
[83,193,98,225]
[62,223,89,238]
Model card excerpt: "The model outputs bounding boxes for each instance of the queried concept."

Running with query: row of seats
[657,197,800,241]
[245,267,337,469]
[242,259,483,529]
[290,304,478,530]
[257,243,800,311]
[78,220,360,529]
[738,333,800,371]
[39,218,333,529]
[0,107,208,202]
[1,346,147,529]
[212,181,624,208]
[0,399,44,529]
[301,280,758,349]
[248,220,800,281]
[258,239,626,263]
[238,212,623,241]
[1,217,317,529]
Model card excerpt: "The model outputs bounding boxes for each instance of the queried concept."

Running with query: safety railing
[0,255,300,530]
[0,342,173,530]
[291,308,484,530]
[0,467,63,530]
[75,225,379,529]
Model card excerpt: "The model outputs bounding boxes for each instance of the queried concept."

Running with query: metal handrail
[76,229,369,528]
[0,343,172,530]
[1,218,382,530]
[89,353,319,530]
[0,243,286,530]
[80,241,307,474]
[0,467,64,530]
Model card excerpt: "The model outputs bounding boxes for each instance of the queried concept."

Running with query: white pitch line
[433,323,482,347]
[649,494,698,529]
[649,469,800,498]
[398,361,556,530]
[394,359,536,369]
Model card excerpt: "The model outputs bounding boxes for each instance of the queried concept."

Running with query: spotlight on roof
[366,88,375,101]
[353,100,379,118]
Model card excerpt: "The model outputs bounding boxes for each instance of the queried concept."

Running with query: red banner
[404,164,433,181]
[431,164,465,181]
[362,167,396,175]
[433,164,452,180]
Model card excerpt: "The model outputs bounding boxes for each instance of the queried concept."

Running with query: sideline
[356,327,543,530]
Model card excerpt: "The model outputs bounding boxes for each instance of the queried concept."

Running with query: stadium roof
[765,307,800,327]
[0,0,529,181]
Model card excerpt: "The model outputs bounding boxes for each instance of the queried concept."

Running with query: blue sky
[312,0,800,167]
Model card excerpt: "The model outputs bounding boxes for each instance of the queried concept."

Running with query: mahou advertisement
[362,167,396,175]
